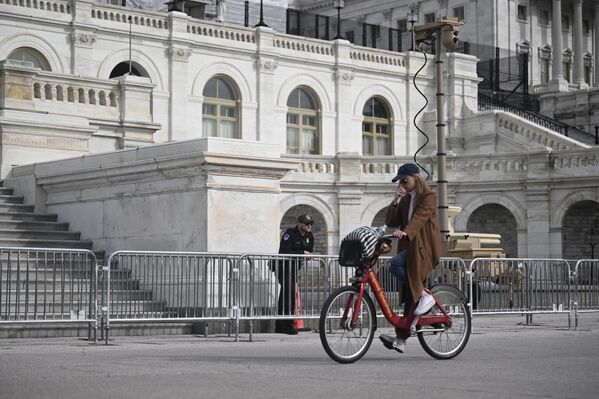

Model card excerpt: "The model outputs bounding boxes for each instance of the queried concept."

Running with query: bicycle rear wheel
[417,284,471,359]
[319,286,376,363]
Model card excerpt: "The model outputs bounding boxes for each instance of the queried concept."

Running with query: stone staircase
[0,181,195,338]
[0,186,92,249]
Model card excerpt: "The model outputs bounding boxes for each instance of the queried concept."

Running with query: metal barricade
[469,258,572,325]
[104,251,237,343]
[428,257,471,308]
[235,253,337,340]
[0,247,97,341]
[573,259,599,329]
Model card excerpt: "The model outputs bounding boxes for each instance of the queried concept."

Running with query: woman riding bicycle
[380,162,442,353]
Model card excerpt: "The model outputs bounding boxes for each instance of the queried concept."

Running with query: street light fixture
[333,0,344,40]
[254,0,269,28]
[166,0,182,13]
[407,8,419,51]
[584,227,598,259]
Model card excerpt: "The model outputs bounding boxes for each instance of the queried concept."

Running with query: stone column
[549,0,569,91]
[573,0,588,88]
[255,27,276,143]
[524,151,553,257]
[167,11,191,142]
[595,2,599,86]
[336,153,364,241]
[70,0,96,76]
[334,39,357,154]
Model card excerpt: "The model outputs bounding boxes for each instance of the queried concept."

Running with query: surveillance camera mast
[411,16,463,246]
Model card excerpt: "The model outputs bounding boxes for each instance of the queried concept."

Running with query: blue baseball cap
[392,163,420,182]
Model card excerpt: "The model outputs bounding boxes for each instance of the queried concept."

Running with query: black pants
[276,261,299,330]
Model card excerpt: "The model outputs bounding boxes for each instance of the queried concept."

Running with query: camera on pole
[412,16,462,50]
[440,22,460,49]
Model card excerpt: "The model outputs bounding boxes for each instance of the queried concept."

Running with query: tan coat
[385,187,441,301]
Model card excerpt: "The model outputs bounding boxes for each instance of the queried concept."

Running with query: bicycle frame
[350,262,452,335]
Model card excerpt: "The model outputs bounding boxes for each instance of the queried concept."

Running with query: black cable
[411,45,431,180]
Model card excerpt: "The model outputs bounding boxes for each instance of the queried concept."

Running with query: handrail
[478,93,567,135]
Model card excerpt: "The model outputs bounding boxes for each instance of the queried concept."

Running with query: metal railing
[3,247,599,344]
[104,251,238,343]
[0,247,97,341]
[469,258,573,327]
[572,259,599,329]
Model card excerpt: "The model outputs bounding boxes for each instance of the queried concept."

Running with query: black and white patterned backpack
[338,226,385,267]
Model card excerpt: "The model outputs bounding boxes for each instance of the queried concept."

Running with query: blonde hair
[412,174,432,196]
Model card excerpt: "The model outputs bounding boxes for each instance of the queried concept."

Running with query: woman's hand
[394,185,407,204]
[392,229,407,239]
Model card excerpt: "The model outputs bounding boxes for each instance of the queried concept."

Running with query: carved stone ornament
[70,32,97,48]
[334,70,355,83]
[257,58,278,73]
[168,47,192,61]
[438,0,447,8]
[383,9,393,19]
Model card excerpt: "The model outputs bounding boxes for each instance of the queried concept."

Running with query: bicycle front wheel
[319,286,377,363]
[417,284,471,360]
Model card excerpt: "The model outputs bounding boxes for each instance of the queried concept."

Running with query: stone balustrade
[454,155,529,181]
[273,34,335,57]
[187,20,255,43]
[350,48,406,68]
[0,0,71,14]
[495,111,586,151]
[91,3,169,30]
[1,61,121,120]
[285,156,337,175]
[552,149,599,171]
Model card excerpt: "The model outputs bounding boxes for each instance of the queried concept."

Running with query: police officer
[275,214,315,334]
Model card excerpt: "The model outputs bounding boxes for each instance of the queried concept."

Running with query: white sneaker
[414,294,435,316]
[379,334,406,353]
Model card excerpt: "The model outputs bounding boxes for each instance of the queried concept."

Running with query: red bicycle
[319,236,471,363]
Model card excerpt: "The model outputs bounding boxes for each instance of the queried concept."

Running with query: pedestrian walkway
[1,314,598,399]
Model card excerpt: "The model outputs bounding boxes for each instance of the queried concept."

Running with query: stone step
[0,278,138,289]
[0,187,14,196]
[0,268,130,279]
[1,289,155,302]
[0,203,34,213]
[0,229,81,240]
[0,220,69,231]
[0,211,58,222]
[0,238,92,249]
[1,300,167,315]
[0,195,24,204]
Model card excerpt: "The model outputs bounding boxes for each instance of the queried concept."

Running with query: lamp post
[408,8,418,51]
[167,0,182,12]
[254,0,269,27]
[585,227,598,259]
[333,0,344,40]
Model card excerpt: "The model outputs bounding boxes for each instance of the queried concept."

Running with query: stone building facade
[0,0,597,259]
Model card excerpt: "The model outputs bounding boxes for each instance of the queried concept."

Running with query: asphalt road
[1,314,598,399]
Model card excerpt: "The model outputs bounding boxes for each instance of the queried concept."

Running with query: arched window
[7,47,51,71]
[362,97,392,155]
[109,61,147,79]
[202,76,240,138]
[286,87,319,154]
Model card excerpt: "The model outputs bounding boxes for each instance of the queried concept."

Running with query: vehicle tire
[319,286,377,363]
[417,284,471,360]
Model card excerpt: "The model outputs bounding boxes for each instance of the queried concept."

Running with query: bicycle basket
[338,239,365,267]
[338,226,383,267]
